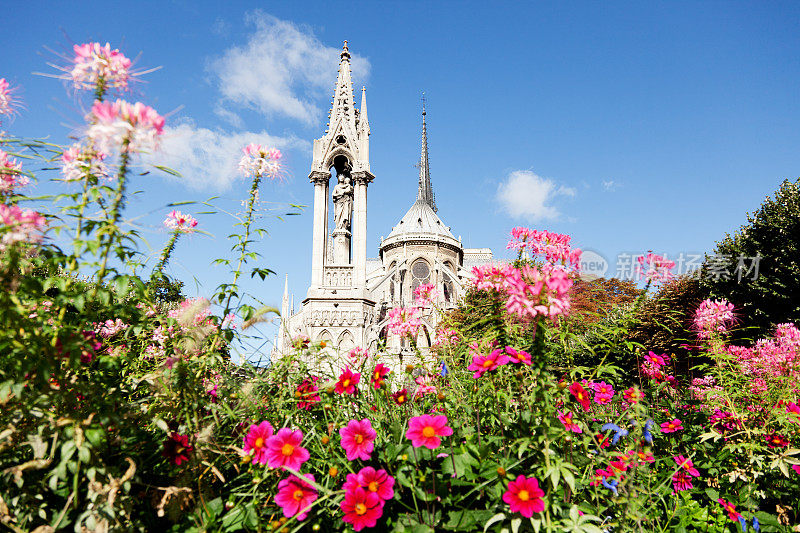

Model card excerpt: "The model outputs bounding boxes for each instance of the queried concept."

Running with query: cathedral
[274,42,493,362]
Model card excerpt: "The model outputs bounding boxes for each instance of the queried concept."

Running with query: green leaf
[510,517,522,533]
[484,512,506,533]
[154,165,182,177]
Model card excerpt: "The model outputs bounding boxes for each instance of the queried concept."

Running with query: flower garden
[1,42,799,532]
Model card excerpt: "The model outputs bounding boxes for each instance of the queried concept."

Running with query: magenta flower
[661,419,684,433]
[413,283,437,306]
[557,411,582,433]
[335,367,360,395]
[265,428,310,471]
[622,387,643,403]
[0,78,21,122]
[274,474,317,521]
[162,432,193,466]
[371,364,390,389]
[238,143,282,179]
[693,299,736,339]
[0,149,28,195]
[671,470,694,492]
[406,414,453,449]
[468,348,510,378]
[591,381,614,404]
[341,487,383,531]
[70,42,132,90]
[342,466,395,503]
[718,499,742,522]
[765,433,789,448]
[502,475,545,517]
[242,421,274,465]
[674,455,700,477]
[339,419,377,461]
[164,210,198,232]
[296,377,321,410]
[636,252,675,283]
[505,346,532,366]
[0,204,46,251]
[87,99,165,154]
[569,382,592,411]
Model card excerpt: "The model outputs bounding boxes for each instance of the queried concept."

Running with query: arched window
[411,259,431,294]
[442,271,454,303]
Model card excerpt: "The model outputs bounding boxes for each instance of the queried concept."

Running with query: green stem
[223,171,262,315]
[95,143,130,285]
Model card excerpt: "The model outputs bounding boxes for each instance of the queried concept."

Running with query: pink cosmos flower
[765,433,789,448]
[502,475,545,517]
[718,499,742,522]
[296,377,321,410]
[674,455,700,477]
[786,402,800,423]
[265,428,310,471]
[386,306,423,338]
[238,143,282,179]
[792,465,800,475]
[468,347,510,378]
[569,382,592,411]
[413,283,437,306]
[636,252,675,283]
[339,419,377,461]
[242,421,274,465]
[0,204,46,251]
[371,364,390,389]
[341,487,383,531]
[164,210,198,232]
[0,149,28,195]
[87,99,164,154]
[505,346,532,366]
[342,467,395,503]
[274,474,317,521]
[557,411,582,433]
[70,42,132,91]
[661,419,684,433]
[591,382,614,404]
[672,470,694,492]
[622,387,643,403]
[406,414,453,449]
[0,78,21,123]
[412,375,438,399]
[335,367,360,395]
[162,432,193,466]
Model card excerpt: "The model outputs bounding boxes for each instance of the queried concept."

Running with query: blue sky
[2,1,799,358]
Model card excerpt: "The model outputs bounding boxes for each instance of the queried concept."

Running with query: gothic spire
[327,41,356,133]
[417,95,436,212]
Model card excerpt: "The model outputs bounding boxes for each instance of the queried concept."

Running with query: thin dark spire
[417,93,436,212]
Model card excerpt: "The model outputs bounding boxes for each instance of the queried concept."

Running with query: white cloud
[496,170,576,222]
[153,122,309,190]
[208,11,371,125]
[602,179,620,191]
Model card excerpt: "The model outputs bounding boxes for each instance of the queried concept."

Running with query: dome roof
[381,199,461,250]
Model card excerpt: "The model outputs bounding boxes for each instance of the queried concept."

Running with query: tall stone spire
[417,95,437,212]
[327,41,356,133]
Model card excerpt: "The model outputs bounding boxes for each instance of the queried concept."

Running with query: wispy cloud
[153,121,308,190]
[496,170,576,222]
[602,179,620,192]
[207,11,370,125]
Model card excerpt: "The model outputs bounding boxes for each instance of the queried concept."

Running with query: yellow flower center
[397,395,406,403]
[518,489,530,501]
[483,360,494,368]
[282,443,295,456]
[254,437,264,449]
[368,481,379,492]
[293,489,304,501]
[355,503,367,515]
[355,434,364,444]
[422,426,436,438]
[342,379,350,388]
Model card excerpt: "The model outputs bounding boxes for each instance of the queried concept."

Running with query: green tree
[702,177,800,339]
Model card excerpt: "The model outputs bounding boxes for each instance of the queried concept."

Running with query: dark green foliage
[702,177,800,340]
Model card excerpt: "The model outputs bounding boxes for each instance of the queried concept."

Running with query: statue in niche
[331,156,353,231]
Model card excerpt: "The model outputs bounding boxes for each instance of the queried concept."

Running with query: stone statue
[332,175,353,231]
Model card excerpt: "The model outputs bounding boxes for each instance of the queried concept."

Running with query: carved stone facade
[274,43,492,364]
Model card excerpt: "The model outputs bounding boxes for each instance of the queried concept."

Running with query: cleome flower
[70,42,132,91]
[0,149,28,195]
[163,210,199,233]
[238,143,282,179]
[386,306,423,338]
[635,252,675,283]
[0,78,22,122]
[0,203,46,251]
[86,99,164,154]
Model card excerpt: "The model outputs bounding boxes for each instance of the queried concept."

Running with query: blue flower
[601,477,618,495]
[643,419,654,443]
[752,517,760,532]
[739,516,747,532]
[440,360,449,377]
[601,423,629,445]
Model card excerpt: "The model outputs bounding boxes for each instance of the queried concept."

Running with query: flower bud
[437,393,446,401]
[406,364,415,373]
[329,466,338,477]
[496,467,506,477]
[321,435,330,445]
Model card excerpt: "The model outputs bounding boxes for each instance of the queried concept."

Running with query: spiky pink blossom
[341,487,383,531]
[238,143,282,179]
[0,149,27,195]
[0,203,45,250]
[433,327,460,348]
[0,78,21,122]
[412,375,438,399]
[60,143,108,182]
[674,455,700,477]
[87,99,164,154]
[693,298,736,339]
[70,42,132,91]
[163,210,198,232]
[413,283,437,306]
[507,227,582,270]
[636,252,675,283]
[386,306,422,338]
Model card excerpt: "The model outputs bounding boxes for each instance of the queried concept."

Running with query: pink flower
[433,327,460,348]
[162,432,193,466]
[339,419,377,461]
[164,210,198,232]
[335,367,360,395]
[622,387,643,404]
[792,465,800,475]
[0,203,46,251]
[87,99,164,154]
[60,143,107,182]
[341,487,383,531]
[0,78,21,122]
[557,411,582,433]
[413,283,437,306]
[468,347,510,378]
[694,299,736,339]
[274,474,317,521]
[242,421,274,465]
[412,375,438,399]
[787,402,800,423]
[591,381,614,404]
[266,428,310,471]
[765,433,789,448]
[718,499,742,522]
[672,470,694,492]
[342,466,395,502]
[661,419,684,433]
[296,377,321,410]
[386,306,422,338]
[0,149,28,195]
[674,455,700,477]
[371,364,390,389]
[238,143,282,179]
[70,42,132,91]
[636,252,675,283]
[506,227,581,269]
[569,382,592,411]
[406,414,453,449]
[505,346,532,366]
[502,475,545,517]
[348,346,369,364]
